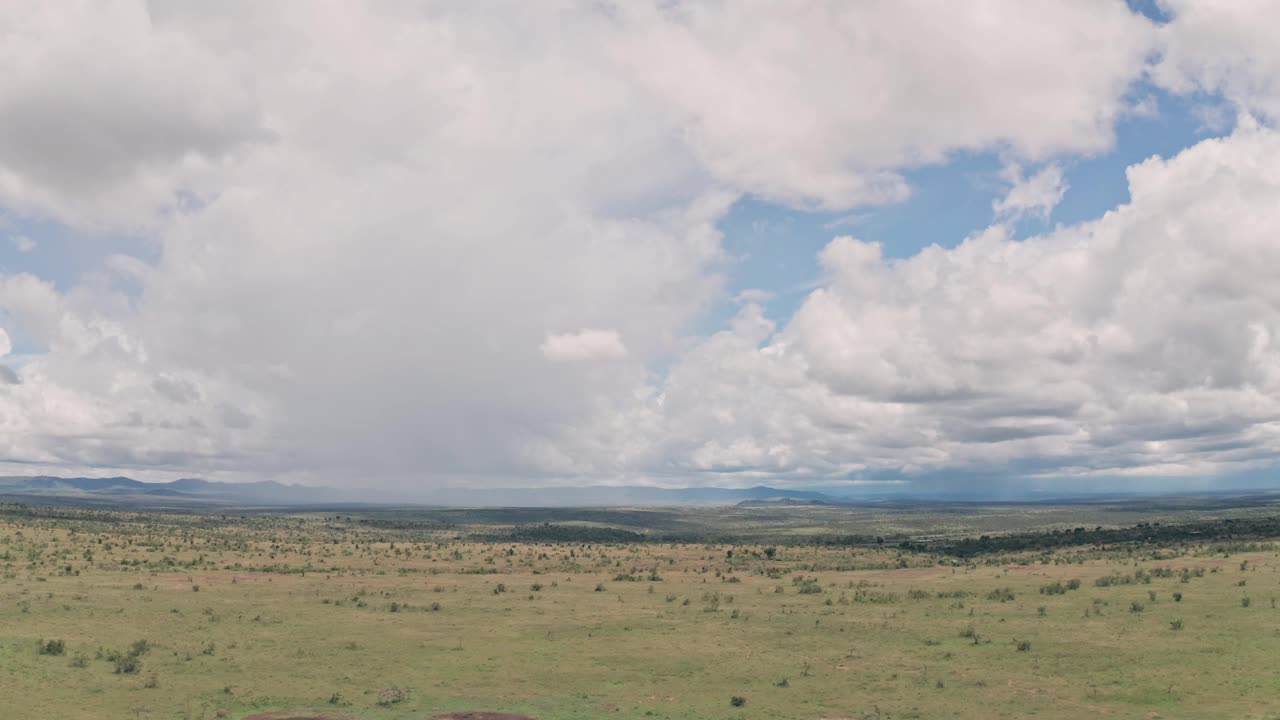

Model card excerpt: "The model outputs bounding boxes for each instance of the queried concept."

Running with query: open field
[3,502,1280,719]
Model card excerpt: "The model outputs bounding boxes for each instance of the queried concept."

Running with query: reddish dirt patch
[430,707,529,712]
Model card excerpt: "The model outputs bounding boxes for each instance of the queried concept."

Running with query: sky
[3,1,1280,495]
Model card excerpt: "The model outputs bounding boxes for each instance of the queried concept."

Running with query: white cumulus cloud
[622,124,1280,483]
[541,329,630,363]
[993,164,1067,221]
[1154,0,1280,121]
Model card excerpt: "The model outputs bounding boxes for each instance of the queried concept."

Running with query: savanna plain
[3,499,1280,720]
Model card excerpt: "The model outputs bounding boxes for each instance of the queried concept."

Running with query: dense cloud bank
[1,2,1279,489]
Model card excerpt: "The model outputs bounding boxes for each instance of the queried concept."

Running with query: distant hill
[419,484,834,507]
[0,476,834,508]
[736,496,832,507]
[0,475,346,505]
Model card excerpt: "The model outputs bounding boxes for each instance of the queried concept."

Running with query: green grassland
[2,503,1280,719]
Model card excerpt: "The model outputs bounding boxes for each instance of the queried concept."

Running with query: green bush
[104,638,150,674]
[1039,581,1068,595]
[986,587,1015,602]
[376,687,407,706]
[38,639,65,656]
[796,580,823,595]
[113,654,141,674]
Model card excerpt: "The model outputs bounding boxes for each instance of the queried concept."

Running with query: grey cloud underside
[0,2,1279,488]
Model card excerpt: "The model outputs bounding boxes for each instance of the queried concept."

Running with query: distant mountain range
[0,476,836,507]
[420,484,834,507]
[3,475,1275,508]
[0,475,346,505]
